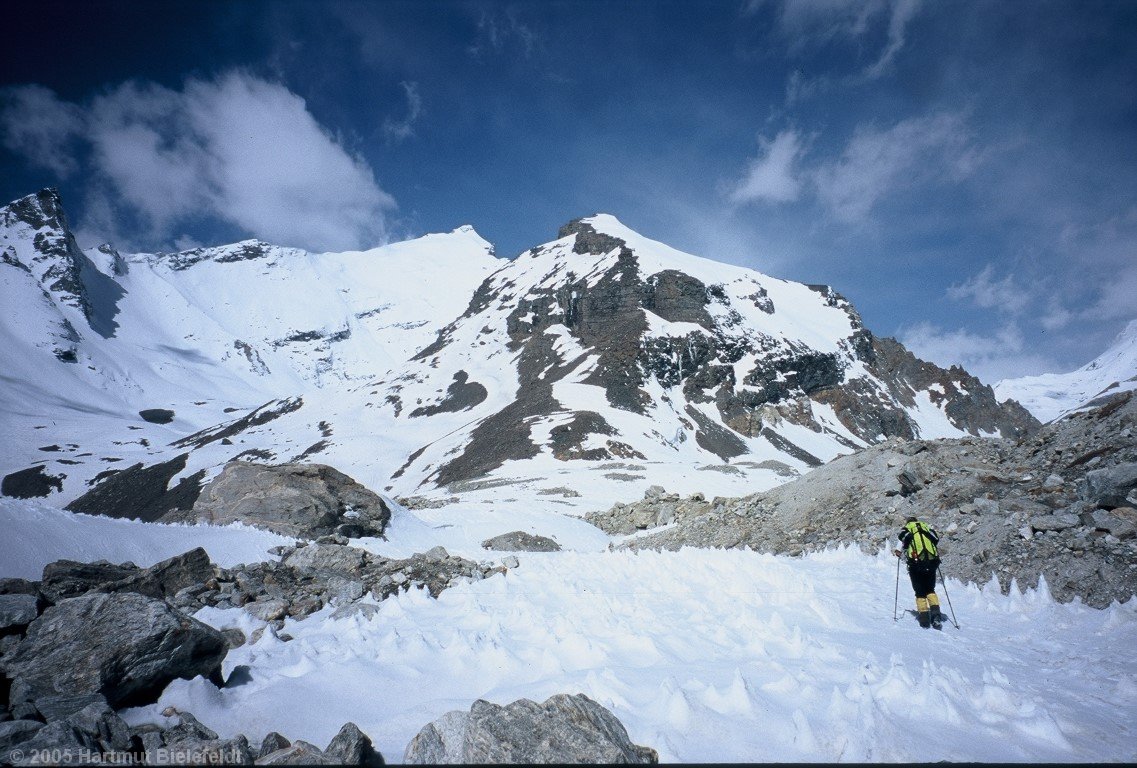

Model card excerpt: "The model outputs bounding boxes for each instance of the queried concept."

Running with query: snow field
[122,546,1137,763]
[0,499,295,577]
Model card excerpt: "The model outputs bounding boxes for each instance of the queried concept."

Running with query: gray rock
[324,722,382,766]
[1082,462,1137,508]
[5,592,227,709]
[0,595,39,632]
[404,711,467,764]
[246,599,289,623]
[0,579,39,597]
[221,628,247,649]
[501,556,520,570]
[404,693,657,764]
[897,465,923,496]
[32,693,107,723]
[257,732,291,760]
[164,733,254,765]
[38,560,139,603]
[116,547,217,600]
[37,548,215,604]
[324,577,365,605]
[0,720,45,755]
[1091,508,1137,539]
[192,462,391,539]
[4,720,97,765]
[1029,514,1081,532]
[1043,473,1065,490]
[283,544,367,575]
[65,700,132,751]
[162,710,218,744]
[481,531,562,552]
[257,739,335,764]
[422,546,449,561]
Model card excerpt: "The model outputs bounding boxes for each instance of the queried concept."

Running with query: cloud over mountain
[1,72,396,252]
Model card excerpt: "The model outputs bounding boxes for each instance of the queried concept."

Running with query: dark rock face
[0,596,38,634]
[1,466,64,499]
[39,548,217,604]
[4,592,228,709]
[172,397,304,451]
[1,189,126,340]
[404,693,658,764]
[413,217,1039,489]
[139,408,175,424]
[409,370,488,417]
[324,722,383,766]
[481,531,562,552]
[38,560,140,603]
[190,462,391,539]
[643,270,713,328]
[65,453,204,522]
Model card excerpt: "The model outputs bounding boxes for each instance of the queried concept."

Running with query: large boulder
[39,548,216,604]
[1081,462,1137,509]
[481,531,562,552]
[404,693,657,764]
[38,561,139,604]
[4,592,227,709]
[191,462,391,539]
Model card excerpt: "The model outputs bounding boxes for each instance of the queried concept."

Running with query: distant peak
[557,214,632,256]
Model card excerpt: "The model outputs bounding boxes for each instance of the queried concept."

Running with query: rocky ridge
[597,390,1137,607]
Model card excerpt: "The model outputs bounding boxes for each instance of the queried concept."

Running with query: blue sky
[2,0,1135,384]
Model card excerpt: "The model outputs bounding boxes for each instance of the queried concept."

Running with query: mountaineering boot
[915,597,931,628]
[928,593,943,629]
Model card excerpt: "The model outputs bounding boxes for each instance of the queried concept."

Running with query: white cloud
[468,9,537,59]
[0,85,85,177]
[729,130,805,204]
[900,320,1057,383]
[814,112,974,222]
[748,0,923,79]
[1085,265,1137,321]
[947,265,1030,315]
[1,72,397,252]
[863,0,921,78]
[383,81,422,143]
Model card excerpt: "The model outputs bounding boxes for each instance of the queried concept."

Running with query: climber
[894,516,943,629]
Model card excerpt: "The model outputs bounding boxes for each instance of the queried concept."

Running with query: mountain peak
[0,188,68,234]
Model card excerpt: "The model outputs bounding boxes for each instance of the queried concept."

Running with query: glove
[893,549,903,558]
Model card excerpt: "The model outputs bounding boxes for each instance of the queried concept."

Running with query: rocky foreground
[0,461,657,765]
[589,389,1137,607]
[0,541,656,765]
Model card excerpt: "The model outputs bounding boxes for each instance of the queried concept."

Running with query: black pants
[907,558,939,598]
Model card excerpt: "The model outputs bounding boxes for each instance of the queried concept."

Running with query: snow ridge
[996,319,1137,422]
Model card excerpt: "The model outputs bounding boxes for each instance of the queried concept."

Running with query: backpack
[904,521,938,560]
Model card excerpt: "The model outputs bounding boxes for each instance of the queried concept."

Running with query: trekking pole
[892,552,901,622]
[938,566,960,629]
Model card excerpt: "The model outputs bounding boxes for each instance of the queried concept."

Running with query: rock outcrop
[615,389,1137,607]
[481,531,562,552]
[4,592,228,709]
[0,701,383,767]
[189,462,391,539]
[404,693,657,764]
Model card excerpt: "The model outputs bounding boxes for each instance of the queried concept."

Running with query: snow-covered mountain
[1,189,1037,516]
[996,320,1137,423]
